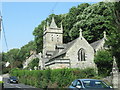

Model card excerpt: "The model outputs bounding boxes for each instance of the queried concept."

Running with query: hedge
[10,68,97,88]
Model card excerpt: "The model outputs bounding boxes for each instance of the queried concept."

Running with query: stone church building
[38,17,107,70]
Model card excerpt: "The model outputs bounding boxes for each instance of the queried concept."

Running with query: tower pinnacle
[79,28,82,37]
[50,17,58,28]
[103,31,106,39]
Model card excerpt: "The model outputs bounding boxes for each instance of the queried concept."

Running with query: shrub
[94,50,113,77]
[10,68,97,88]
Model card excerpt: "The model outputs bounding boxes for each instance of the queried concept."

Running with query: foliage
[2,40,36,70]
[107,1,120,70]
[63,3,90,43]
[10,68,97,88]
[72,2,114,43]
[2,67,11,74]
[0,81,4,83]
[27,58,39,70]
[3,48,20,63]
[94,50,113,77]
[19,41,36,62]
[1,49,23,73]
[33,21,44,53]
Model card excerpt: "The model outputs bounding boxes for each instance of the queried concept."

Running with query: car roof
[77,79,102,81]
[10,76,17,78]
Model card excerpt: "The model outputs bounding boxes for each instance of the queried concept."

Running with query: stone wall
[115,73,120,89]
[66,36,95,69]
[103,73,120,89]
[45,62,70,69]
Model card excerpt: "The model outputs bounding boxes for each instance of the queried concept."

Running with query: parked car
[8,76,18,84]
[69,79,113,89]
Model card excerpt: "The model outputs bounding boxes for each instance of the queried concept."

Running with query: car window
[83,80,91,88]
[72,80,77,87]
[94,81,108,88]
[76,80,82,87]
[10,76,17,79]
[82,80,109,88]
[76,80,83,88]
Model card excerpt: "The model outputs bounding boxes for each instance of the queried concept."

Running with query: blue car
[69,79,113,89]
[8,76,18,84]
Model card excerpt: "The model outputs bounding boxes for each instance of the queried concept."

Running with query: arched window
[78,48,85,61]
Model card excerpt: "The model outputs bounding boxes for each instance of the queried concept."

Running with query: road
[3,78,36,88]
[1,74,40,89]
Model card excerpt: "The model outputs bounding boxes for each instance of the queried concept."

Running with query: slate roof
[49,38,77,60]
[90,38,104,50]
[48,38,104,61]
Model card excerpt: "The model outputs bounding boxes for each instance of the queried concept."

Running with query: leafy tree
[2,41,36,69]
[33,22,44,54]
[2,40,36,71]
[94,50,113,77]
[19,41,36,62]
[63,3,90,43]
[1,52,7,62]
[107,1,120,70]
[71,2,114,43]
[1,49,22,73]
[3,49,20,68]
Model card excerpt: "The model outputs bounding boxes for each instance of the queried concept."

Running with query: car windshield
[82,80,109,88]
[10,76,17,79]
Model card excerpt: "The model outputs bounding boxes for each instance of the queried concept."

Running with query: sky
[1,1,103,52]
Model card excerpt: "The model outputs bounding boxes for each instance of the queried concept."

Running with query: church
[38,17,107,70]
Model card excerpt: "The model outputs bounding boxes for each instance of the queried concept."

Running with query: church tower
[43,17,63,58]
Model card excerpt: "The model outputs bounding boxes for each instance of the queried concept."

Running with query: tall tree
[107,1,120,70]
[19,40,36,61]
[63,3,90,43]
[2,48,22,69]
[70,2,114,43]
